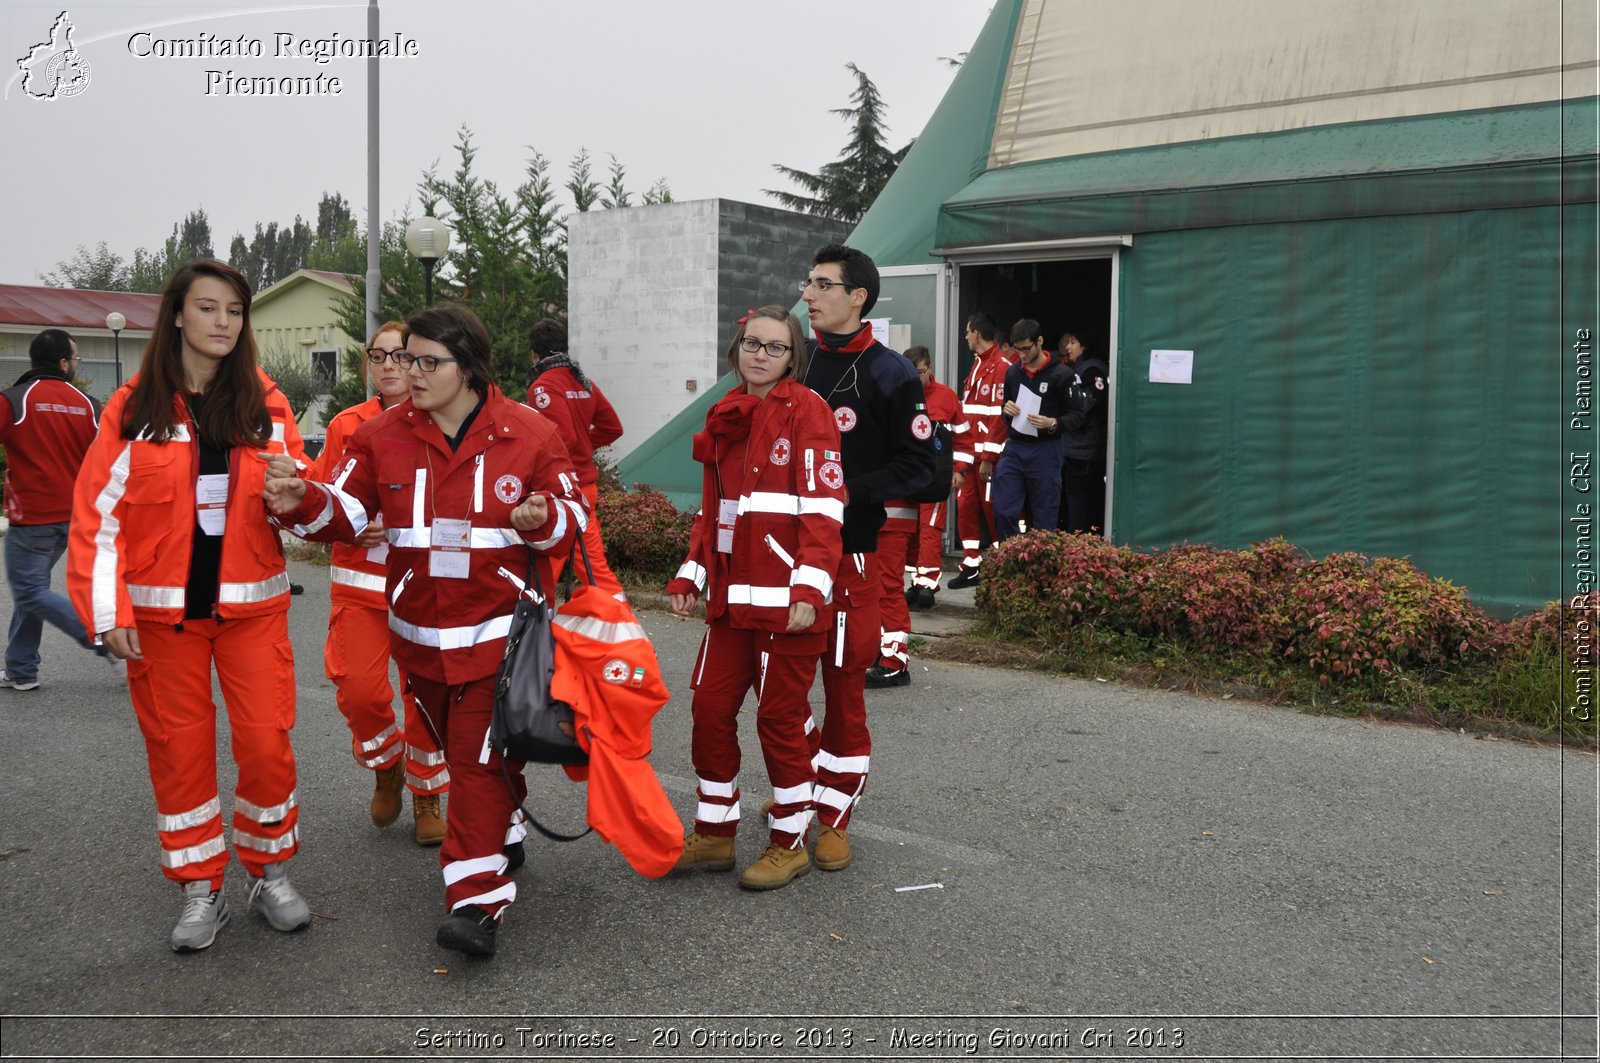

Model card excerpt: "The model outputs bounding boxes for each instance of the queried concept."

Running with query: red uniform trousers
[816,551,878,829]
[913,500,948,592]
[578,483,625,599]
[324,600,449,794]
[128,613,300,889]
[874,527,914,670]
[407,673,528,918]
[955,472,995,575]
[688,619,823,850]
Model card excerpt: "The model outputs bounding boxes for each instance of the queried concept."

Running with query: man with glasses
[991,319,1072,541]
[312,321,449,844]
[0,329,104,691]
[798,244,935,871]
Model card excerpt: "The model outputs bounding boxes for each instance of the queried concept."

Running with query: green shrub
[974,531,1145,638]
[1134,540,1304,654]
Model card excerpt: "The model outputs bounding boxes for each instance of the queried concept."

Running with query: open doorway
[948,253,1117,545]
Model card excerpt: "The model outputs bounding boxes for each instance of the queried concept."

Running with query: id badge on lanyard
[429,517,471,579]
[196,473,229,536]
[716,498,737,554]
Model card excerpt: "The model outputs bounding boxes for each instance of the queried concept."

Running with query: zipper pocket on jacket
[764,534,796,569]
[391,567,414,606]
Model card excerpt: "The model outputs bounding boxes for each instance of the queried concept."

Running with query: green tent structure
[619,0,1598,614]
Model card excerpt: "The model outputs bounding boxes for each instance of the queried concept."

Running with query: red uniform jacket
[667,378,844,634]
[526,364,622,487]
[0,371,101,525]
[314,396,397,607]
[283,386,585,686]
[68,371,308,637]
[883,376,969,532]
[960,346,1015,464]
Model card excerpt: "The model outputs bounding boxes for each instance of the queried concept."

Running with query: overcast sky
[0,1,995,287]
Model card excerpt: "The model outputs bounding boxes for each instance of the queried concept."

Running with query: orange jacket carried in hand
[551,583,682,878]
[68,370,308,637]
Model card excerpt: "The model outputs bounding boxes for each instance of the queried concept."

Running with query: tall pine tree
[766,63,908,223]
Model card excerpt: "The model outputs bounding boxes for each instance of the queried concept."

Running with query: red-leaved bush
[1502,598,1600,666]
[1133,539,1305,654]
[975,532,1146,637]
[595,482,694,578]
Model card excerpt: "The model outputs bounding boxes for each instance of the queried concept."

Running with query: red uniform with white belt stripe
[955,346,1014,576]
[315,397,447,795]
[282,385,585,919]
[665,379,844,850]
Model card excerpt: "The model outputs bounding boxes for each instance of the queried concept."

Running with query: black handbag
[490,556,588,767]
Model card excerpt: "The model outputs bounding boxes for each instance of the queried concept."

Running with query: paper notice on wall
[866,318,890,346]
[1149,349,1194,384]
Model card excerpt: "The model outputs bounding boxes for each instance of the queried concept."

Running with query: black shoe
[436,904,497,956]
[910,588,937,611]
[289,583,305,596]
[947,569,980,590]
[504,839,526,874]
[865,665,911,689]
[903,585,917,605]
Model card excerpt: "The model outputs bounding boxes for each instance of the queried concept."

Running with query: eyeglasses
[739,336,794,358]
[366,348,406,365]
[396,352,459,373]
[799,277,854,295]
[1015,340,1038,354]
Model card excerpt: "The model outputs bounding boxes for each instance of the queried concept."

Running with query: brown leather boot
[738,843,812,890]
[413,792,446,846]
[814,825,852,871]
[673,831,734,872]
[370,761,404,827]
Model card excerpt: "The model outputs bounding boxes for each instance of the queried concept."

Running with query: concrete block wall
[568,199,845,463]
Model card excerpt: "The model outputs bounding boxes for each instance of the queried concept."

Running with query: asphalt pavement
[0,558,1594,1061]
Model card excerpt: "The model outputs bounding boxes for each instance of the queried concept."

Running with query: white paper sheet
[1150,349,1194,384]
[1010,385,1042,436]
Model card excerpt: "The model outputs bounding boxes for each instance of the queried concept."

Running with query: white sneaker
[247,863,311,932]
[0,671,39,691]
[170,881,229,952]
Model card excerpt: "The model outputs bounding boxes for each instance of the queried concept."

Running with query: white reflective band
[333,457,358,491]
[326,484,369,537]
[955,450,975,462]
[270,422,286,443]
[803,714,816,736]
[727,584,791,608]
[792,565,833,598]
[553,612,648,645]
[412,467,426,530]
[816,750,871,775]
[961,539,981,549]
[444,854,503,885]
[739,492,844,523]
[563,497,590,532]
[473,454,485,513]
[391,611,514,650]
[772,810,814,839]
[389,527,523,549]
[331,566,387,594]
[391,568,414,605]
[233,825,300,853]
[128,584,184,609]
[235,790,298,823]
[799,497,845,522]
[455,883,516,910]
[964,403,1002,416]
[219,572,290,605]
[675,561,707,590]
[407,744,448,767]
[696,800,740,824]
[407,769,449,792]
[698,776,738,799]
[813,785,857,813]
[885,506,917,520]
[90,443,134,636]
[772,782,813,805]
[358,724,399,753]
[357,747,394,769]
[289,492,337,536]
[156,796,221,833]
[161,834,226,869]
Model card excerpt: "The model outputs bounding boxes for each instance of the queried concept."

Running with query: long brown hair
[724,305,808,383]
[122,259,268,446]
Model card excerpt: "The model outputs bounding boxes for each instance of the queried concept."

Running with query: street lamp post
[105,312,125,388]
[404,217,452,308]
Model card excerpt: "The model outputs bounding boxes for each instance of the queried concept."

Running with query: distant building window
[311,348,339,389]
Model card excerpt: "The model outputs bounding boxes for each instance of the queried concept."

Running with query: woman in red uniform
[666,306,844,891]
[68,259,313,953]
[265,305,586,957]
[316,322,449,843]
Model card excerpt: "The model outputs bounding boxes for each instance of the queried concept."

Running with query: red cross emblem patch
[819,461,844,490]
[602,658,630,685]
[834,407,858,433]
[770,438,792,465]
[911,413,933,440]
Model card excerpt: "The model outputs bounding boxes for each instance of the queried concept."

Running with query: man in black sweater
[799,244,934,872]
[993,318,1074,539]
